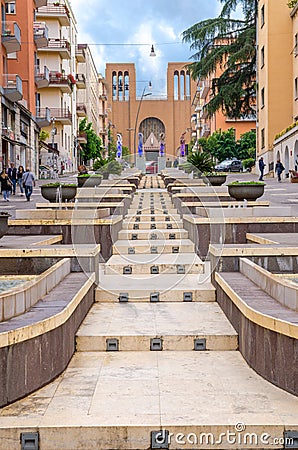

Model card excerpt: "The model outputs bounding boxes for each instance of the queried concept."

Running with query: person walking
[17,165,25,195]
[7,162,17,195]
[22,167,35,201]
[0,169,12,201]
[258,157,265,181]
[275,159,285,182]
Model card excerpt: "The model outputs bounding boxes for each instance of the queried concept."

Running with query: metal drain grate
[183,292,193,302]
[150,292,160,302]
[119,293,129,303]
[151,430,169,449]
[151,266,159,274]
[194,338,206,351]
[150,338,163,351]
[123,266,132,275]
[177,265,186,274]
[128,247,135,254]
[284,431,298,448]
[21,433,39,450]
[106,338,119,351]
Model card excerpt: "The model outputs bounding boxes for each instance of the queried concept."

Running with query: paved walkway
[0,175,297,450]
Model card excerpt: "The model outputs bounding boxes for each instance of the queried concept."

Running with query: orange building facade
[105,63,197,160]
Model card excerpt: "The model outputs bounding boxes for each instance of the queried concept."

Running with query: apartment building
[257,0,293,174]
[266,1,298,174]
[191,76,256,150]
[0,0,43,174]
[36,0,78,172]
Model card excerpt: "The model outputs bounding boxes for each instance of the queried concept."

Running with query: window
[295,34,298,57]
[261,128,265,149]
[261,87,265,108]
[260,5,265,27]
[261,47,265,68]
[5,2,16,14]
[295,78,298,99]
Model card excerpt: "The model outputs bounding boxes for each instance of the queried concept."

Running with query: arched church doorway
[139,117,165,161]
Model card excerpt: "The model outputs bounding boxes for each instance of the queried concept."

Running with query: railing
[36,5,70,17]
[76,103,87,114]
[36,107,51,121]
[49,71,71,85]
[50,108,72,120]
[1,21,21,40]
[75,44,86,60]
[35,65,50,79]
[3,73,22,92]
[1,126,15,139]
[33,21,49,39]
[76,73,86,83]
[47,38,71,52]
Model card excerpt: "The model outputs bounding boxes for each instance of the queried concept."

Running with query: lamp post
[50,117,57,169]
[133,84,152,167]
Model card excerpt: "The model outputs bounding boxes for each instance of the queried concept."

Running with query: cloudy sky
[69,0,221,96]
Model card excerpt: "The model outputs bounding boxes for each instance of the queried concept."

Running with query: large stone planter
[228,183,265,201]
[206,174,227,186]
[41,185,59,203]
[61,185,77,202]
[77,175,102,187]
[0,213,10,239]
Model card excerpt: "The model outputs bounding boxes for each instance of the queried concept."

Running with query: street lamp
[134,83,152,166]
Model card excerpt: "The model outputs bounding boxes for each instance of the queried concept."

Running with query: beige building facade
[257,0,293,174]
[105,63,197,161]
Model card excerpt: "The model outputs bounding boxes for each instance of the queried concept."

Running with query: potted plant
[61,183,77,201]
[181,151,214,177]
[77,173,103,187]
[0,212,10,240]
[40,182,60,203]
[204,172,227,186]
[228,181,265,201]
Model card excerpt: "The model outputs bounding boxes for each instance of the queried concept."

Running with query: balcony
[50,108,72,124]
[201,124,210,137]
[76,73,86,89]
[35,65,50,88]
[34,0,47,7]
[36,107,51,127]
[76,103,87,117]
[1,126,15,140]
[39,38,71,59]
[1,22,21,54]
[33,21,48,48]
[200,81,210,100]
[49,72,72,93]
[36,4,70,26]
[3,74,23,102]
[75,44,86,62]
[77,131,87,144]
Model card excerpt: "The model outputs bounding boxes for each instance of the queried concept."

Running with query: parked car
[214,159,243,172]
[146,161,158,174]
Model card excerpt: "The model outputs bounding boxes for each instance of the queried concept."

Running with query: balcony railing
[76,73,86,89]
[3,74,23,102]
[200,81,210,100]
[77,131,87,144]
[49,72,72,93]
[36,107,51,127]
[50,108,72,124]
[1,126,15,140]
[76,103,87,116]
[33,21,48,48]
[1,21,21,54]
[35,65,50,88]
[36,4,70,26]
[75,44,86,62]
[40,38,71,58]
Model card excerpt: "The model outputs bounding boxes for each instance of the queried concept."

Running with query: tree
[182,0,257,119]
[79,118,104,162]
[237,129,256,160]
[204,128,238,161]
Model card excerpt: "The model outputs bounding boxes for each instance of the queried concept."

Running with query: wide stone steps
[76,302,238,352]
[95,273,215,302]
[124,213,181,221]
[122,219,184,230]
[118,228,189,240]
[104,253,204,275]
[112,238,195,255]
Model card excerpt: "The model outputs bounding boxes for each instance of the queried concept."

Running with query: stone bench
[0,258,71,322]
[15,208,111,220]
[0,271,95,407]
[215,261,298,395]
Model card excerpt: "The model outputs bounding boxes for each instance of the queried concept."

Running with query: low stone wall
[0,259,71,322]
[0,275,95,407]
[215,273,298,396]
[240,258,298,311]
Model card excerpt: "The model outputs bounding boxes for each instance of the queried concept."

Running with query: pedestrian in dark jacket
[0,169,12,201]
[7,162,17,194]
[258,157,265,181]
[275,159,285,182]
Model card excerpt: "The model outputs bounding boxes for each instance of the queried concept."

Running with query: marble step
[118,229,189,241]
[112,238,195,255]
[76,302,237,352]
[104,253,204,275]
[95,273,215,302]
[125,213,181,221]
[1,351,297,450]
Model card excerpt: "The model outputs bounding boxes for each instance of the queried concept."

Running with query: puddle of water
[0,277,34,293]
